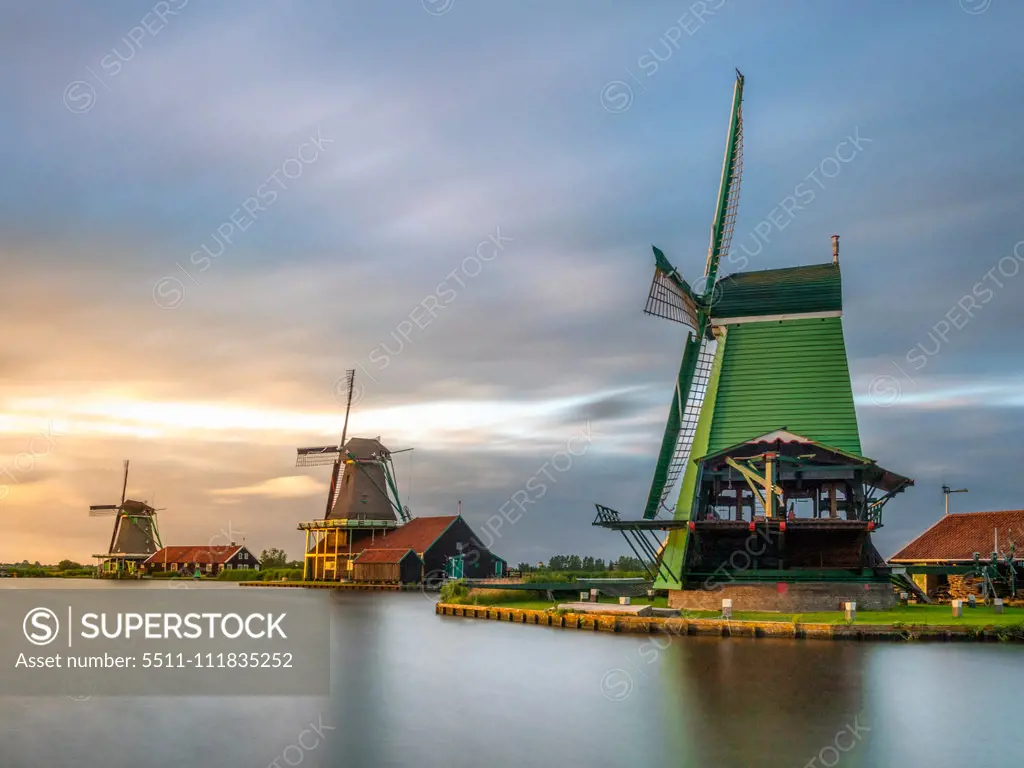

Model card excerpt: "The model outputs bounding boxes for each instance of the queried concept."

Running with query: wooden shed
[352,547,422,584]
[367,515,506,580]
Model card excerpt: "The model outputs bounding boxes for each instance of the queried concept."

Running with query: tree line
[514,555,645,573]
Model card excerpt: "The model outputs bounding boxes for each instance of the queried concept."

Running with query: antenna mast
[942,484,968,516]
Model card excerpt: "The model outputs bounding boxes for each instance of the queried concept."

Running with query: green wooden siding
[713,263,842,318]
[705,317,863,457]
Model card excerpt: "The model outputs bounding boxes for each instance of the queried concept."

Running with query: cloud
[211,475,324,499]
[2,0,1024,568]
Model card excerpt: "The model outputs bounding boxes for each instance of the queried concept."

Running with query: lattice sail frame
[654,336,717,516]
[295,446,343,467]
[703,101,743,286]
[645,268,699,329]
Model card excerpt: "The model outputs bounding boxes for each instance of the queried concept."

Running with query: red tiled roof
[144,545,245,565]
[353,547,419,564]
[890,510,1024,562]
[365,516,458,554]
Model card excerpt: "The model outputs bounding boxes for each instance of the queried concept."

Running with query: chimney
[831,234,840,265]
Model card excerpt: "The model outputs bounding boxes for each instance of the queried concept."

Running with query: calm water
[1,579,1022,767]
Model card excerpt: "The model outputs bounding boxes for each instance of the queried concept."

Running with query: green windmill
[595,72,914,611]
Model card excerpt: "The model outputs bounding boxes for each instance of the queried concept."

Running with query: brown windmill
[295,370,411,523]
[295,370,413,580]
[90,460,163,575]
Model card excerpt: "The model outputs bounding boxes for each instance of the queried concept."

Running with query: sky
[1,0,1022,566]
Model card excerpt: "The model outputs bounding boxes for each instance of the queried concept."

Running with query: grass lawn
[779,605,1024,626]
[461,598,1024,627]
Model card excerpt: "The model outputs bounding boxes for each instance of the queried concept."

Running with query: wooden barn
[890,509,1024,597]
[366,515,506,581]
[144,544,259,576]
[352,547,422,583]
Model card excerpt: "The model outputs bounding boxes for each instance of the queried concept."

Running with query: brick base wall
[668,581,896,612]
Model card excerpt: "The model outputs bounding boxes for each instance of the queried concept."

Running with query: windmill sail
[703,71,744,288]
[641,72,744,520]
[643,336,717,518]
[645,247,699,329]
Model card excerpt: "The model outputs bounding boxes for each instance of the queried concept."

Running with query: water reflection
[0,584,1022,767]
[663,638,869,766]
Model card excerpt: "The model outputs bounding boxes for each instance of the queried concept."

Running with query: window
[171,563,178,572]
[226,564,232,570]
[205,563,212,573]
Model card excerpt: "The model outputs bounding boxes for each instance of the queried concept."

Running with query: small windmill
[90,460,163,560]
[295,370,412,522]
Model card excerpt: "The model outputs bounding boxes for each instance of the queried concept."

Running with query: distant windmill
[89,460,163,560]
[295,370,412,522]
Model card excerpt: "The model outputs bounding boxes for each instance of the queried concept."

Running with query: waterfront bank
[436,602,1024,641]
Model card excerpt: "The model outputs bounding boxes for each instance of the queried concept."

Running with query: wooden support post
[303,529,310,580]
[829,483,837,519]
[317,532,324,580]
[764,453,775,519]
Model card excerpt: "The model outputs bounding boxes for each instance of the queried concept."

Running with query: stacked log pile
[947,575,981,600]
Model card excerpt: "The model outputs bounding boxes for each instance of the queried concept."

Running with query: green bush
[524,571,576,583]
[467,588,542,605]
[211,568,302,582]
[8,567,49,577]
[440,578,470,604]
[259,568,303,582]
[523,570,649,583]
[216,569,260,581]
[58,568,95,578]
